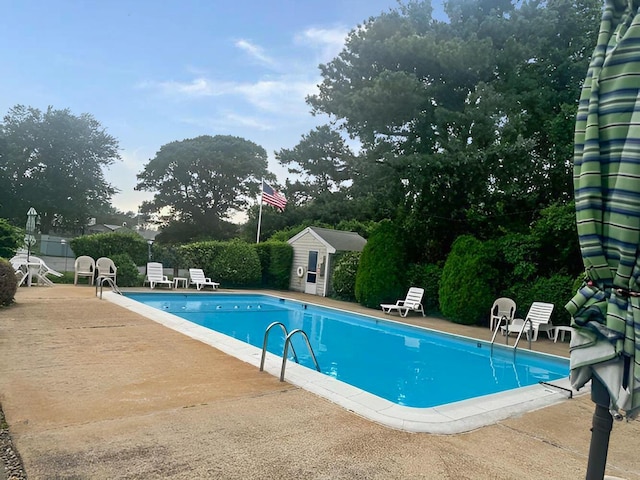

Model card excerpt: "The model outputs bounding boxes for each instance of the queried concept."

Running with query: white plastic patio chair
[96,257,117,283]
[489,297,517,331]
[74,255,96,285]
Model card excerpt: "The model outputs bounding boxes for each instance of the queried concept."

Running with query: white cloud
[234,39,278,68]
[295,26,349,62]
[118,147,151,173]
[180,112,273,132]
[141,76,318,116]
[141,77,227,97]
[233,78,318,114]
[223,112,274,130]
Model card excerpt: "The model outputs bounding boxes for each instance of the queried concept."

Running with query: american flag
[261,180,287,211]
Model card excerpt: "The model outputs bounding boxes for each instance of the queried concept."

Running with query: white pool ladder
[259,321,321,381]
[95,275,122,298]
[490,316,532,355]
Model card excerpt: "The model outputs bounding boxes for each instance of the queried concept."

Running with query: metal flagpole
[256,179,264,243]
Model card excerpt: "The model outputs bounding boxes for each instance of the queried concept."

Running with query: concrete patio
[0,285,639,479]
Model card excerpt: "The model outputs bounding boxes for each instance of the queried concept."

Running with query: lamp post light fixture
[147,239,154,262]
[60,239,68,273]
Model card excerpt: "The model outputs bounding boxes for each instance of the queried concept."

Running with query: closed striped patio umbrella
[567,1,640,478]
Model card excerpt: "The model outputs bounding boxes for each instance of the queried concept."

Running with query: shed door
[305,250,318,294]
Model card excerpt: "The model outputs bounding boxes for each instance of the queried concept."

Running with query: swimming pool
[110,293,568,433]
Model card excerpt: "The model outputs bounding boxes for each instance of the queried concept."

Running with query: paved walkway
[0,286,639,479]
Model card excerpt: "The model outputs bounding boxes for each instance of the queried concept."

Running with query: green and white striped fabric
[567,0,640,419]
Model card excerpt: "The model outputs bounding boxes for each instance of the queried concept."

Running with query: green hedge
[406,263,442,314]
[254,241,293,290]
[439,235,498,325]
[110,253,143,287]
[505,274,577,326]
[70,231,148,265]
[179,239,261,287]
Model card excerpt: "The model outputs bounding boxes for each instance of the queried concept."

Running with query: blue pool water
[125,292,569,408]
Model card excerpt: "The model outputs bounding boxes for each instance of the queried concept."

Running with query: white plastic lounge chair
[189,268,220,290]
[96,257,117,283]
[145,262,173,289]
[74,255,95,285]
[489,297,516,331]
[500,301,555,341]
[380,287,425,317]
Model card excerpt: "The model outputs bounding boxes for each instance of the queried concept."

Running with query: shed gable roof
[288,226,366,253]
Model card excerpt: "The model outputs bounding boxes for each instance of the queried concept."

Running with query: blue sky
[2,0,445,216]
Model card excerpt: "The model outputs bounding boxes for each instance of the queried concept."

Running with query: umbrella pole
[585,377,613,480]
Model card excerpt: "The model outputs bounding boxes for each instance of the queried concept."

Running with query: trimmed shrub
[0,258,18,306]
[151,243,182,276]
[355,220,406,308]
[180,240,261,287]
[439,235,498,325]
[70,231,148,266]
[505,274,576,326]
[254,241,293,290]
[110,253,143,287]
[331,251,360,301]
[0,219,23,259]
[406,263,442,314]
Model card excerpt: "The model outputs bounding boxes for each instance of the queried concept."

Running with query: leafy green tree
[307,0,600,261]
[0,219,22,259]
[136,135,270,240]
[275,125,354,203]
[0,105,120,233]
[529,202,582,277]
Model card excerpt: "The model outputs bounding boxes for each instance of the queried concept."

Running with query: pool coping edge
[105,291,582,434]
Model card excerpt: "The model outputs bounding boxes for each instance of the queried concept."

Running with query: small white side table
[554,325,573,343]
[173,277,188,289]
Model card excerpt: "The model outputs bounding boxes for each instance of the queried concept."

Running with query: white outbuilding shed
[287,226,367,297]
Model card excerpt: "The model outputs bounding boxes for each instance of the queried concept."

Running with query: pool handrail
[95,276,121,299]
[490,315,533,354]
[280,329,321,381]
[260,321,299,371]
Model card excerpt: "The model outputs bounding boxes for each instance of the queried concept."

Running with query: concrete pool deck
[1,285,639,479]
